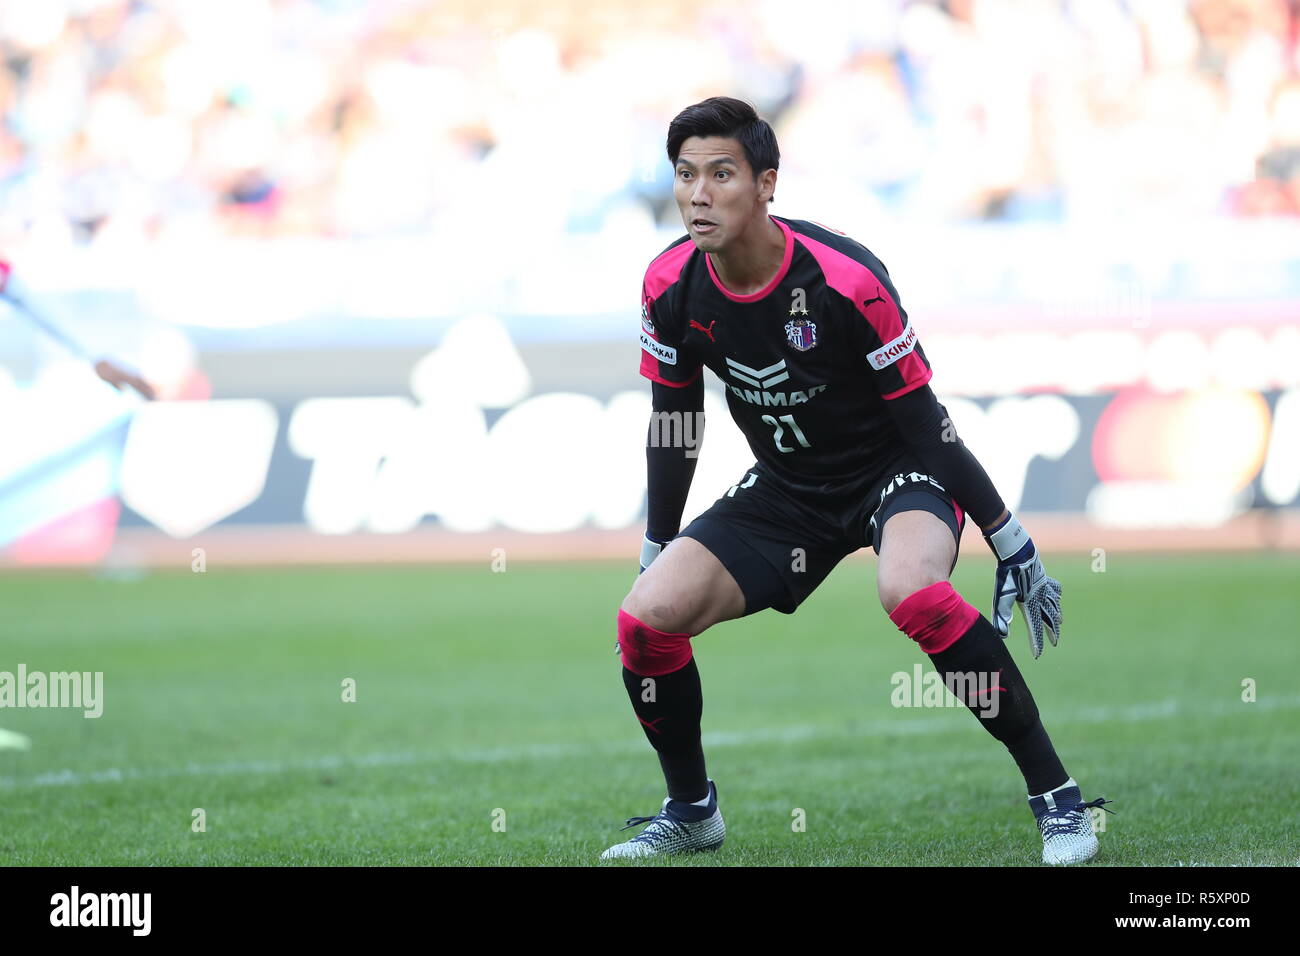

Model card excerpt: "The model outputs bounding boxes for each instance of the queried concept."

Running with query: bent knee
[884,580,980,654]
[878,568,949,616]
[621,581,693,635]
[616,606,693,676]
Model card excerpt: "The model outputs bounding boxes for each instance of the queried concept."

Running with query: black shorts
[677,456,966,616]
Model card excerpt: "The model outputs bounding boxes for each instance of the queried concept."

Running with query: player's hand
[984,514,1062,659]
[640,534,667,575]
[94,359,157,400]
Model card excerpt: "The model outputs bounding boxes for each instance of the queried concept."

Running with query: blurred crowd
[1,0,1298,250]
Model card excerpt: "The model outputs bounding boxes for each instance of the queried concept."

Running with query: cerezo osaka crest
[784,318,817,351]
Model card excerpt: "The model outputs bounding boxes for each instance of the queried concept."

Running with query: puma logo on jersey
[725,357,788,388]
[862,289,886,309]
[689,318,717,342]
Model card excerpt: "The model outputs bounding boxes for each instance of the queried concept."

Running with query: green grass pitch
[1,550,1296,866]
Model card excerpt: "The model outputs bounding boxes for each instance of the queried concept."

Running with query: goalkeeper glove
[640,534,667,574]
[984,513,1062,659]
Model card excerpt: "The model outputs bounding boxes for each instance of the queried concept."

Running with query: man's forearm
[645,377,704,541]
[913,437,1008,530]
[887,385,1007,530]
[979,506,1010,533]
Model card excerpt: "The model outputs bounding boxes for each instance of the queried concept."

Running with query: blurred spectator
[0,0,1297,256]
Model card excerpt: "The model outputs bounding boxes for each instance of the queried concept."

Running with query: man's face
[673,135,773,252]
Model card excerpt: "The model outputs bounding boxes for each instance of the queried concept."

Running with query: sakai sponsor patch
[640,329,677,365]
[869,323,918,370]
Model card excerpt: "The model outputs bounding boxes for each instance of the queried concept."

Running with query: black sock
[927,614,1069,795]
[622,659,708,803]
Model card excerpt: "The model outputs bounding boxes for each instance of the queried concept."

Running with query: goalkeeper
[604,98,1109,865]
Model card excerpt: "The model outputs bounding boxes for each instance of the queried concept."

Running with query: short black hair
[667,97,780,202]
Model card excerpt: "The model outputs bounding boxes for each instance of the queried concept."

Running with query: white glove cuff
[640,535,665,569]
[986,513,1028,561]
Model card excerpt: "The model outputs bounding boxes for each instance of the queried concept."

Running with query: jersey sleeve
[885,383,1006,528]
[854,271,932,400]
[638,280,702,388]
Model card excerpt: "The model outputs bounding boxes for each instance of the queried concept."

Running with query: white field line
[0,693,1295,792]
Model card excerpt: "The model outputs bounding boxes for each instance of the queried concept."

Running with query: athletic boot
[1030,777,1112,864]
[600,780,725,860]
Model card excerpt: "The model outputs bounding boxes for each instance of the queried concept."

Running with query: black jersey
[639,216,933,498]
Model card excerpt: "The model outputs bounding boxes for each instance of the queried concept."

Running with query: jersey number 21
[761,414,811,453]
